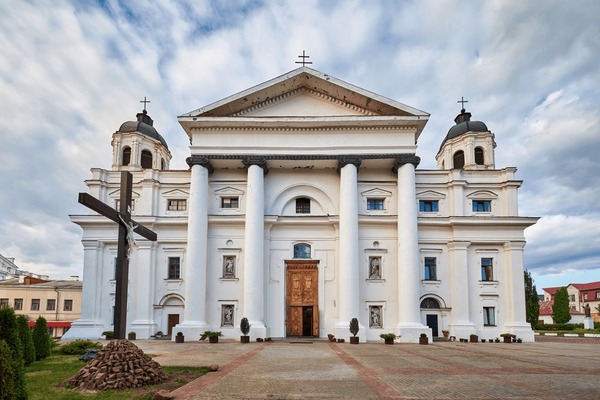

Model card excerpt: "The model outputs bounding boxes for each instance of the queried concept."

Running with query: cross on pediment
[295,50,312,66]
[78,171,157,339]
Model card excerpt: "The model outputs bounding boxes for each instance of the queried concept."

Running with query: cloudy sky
[1,0,598,292]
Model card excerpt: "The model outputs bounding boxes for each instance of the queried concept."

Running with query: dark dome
[118,120,169,149]
[440,109,489,150]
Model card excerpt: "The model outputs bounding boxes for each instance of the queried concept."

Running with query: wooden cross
[295,50,312,66]
[457,96,468,111]
[140,96,151,111]
[78,171,157,339]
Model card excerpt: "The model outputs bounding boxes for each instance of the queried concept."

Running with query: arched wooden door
[286,260,319,337]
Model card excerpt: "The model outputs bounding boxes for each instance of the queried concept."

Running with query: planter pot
[128,333,136,340]
[495,339,500,343]
[503,336,512,343]
[209,336,219,343]
[350,336,359,344]
[481,339,486,343]
[442,331,449,339]
[469,336,478,343]
[419,337,428,345]
[384,338,394,345]
[240,335,250,343]
[175,335,184,343]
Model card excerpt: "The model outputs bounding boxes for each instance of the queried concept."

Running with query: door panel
[285,261,319,337]
[426,314,439,337]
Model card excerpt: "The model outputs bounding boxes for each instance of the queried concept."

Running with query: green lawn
[24,352,209,400]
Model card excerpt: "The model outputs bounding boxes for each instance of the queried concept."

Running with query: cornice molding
[191,153,417,162]
[231,87,377,117]
[189,125,414,132]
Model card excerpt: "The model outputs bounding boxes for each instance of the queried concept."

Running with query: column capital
[392,154,420,173]
[186,156,214,174]
[337,156,362,173]
[242,157,268,174]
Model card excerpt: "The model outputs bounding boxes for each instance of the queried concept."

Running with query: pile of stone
[68,339,167,391]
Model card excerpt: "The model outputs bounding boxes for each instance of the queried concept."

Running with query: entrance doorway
[285,260,319,337]
[426,314,439,337]
[167,314,179,336]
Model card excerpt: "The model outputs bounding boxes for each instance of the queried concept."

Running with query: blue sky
[1,0,599,292]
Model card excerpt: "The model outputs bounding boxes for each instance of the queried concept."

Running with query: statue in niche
[223,256,235,278]
[370,306,381,328]
[369,257,381,279]
[222,305,234,326]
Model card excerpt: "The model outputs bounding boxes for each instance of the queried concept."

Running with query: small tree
[0,307,26,400]
[32,316,51,360]
[349,318,359,337]
[240,317,250,336]
[552,287,571,324]
[0,340,16,400]
[16,315,35,366]
[524,270,539,327]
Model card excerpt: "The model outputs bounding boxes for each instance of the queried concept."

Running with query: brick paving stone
[133,337,600,399]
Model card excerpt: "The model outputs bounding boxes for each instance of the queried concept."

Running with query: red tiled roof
[570,281,600,291]
[543,287,563,295]
[538,301,585,316]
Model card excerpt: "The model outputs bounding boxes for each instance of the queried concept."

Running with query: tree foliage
[524,270,539,327]
[349,318,359,337]
[0,307,27,400]
[552,287,572,324]
[16,315,35,366]
[32,316,51,361]
[0,340,16,400]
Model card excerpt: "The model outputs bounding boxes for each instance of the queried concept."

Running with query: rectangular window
[168,199,187,211]
[48,326,54,337]
[295,198,311,214]
[472,200,491,212]
[221,197,239,209]
[481,258,493,281]
[115,200,135,212]
[46,299,56,311]
[367,198,384,210]
[569,295,575,302]
[483,307,496,326]
[424,257,437,280]
[31,299,40,311]
[14,298,23,310]
[63,299,73,311]
[583,293,588,300]
[0,298,8,308]
[596,291,600,299]
[168,257,181,279]
[419,200,439,212]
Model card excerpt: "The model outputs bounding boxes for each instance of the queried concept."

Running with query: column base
[61,319,106,340]
[172,321,210,342]
[448,321,477,341]
[395,323,431,343]
[129,320,159,340]
[335,321,366,341]
[502,322,535,342]
[249,322,267,341]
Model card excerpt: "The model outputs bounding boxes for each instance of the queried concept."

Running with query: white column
[62,241,106,339]
[502,241,534,341]
[243,159,267,339]
[335,159,363,340]
[176,158,211,339]
[448,241,476,339]
[396,160,430,342]
[129,240,158,338]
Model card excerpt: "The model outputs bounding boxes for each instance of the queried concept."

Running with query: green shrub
[59,340,103,355]
[16,315,35,366]
[0,307,26,400]
[349,318,359,337]
[0,340,16,400]
[535,323,583,331]
[32,316,50,361]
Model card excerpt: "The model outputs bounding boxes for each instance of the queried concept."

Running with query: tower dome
[111,108,172,171]
[436,107,496,170]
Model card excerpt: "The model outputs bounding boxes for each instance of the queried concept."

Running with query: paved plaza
[136,338,600,399]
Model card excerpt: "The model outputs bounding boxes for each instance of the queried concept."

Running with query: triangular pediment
[180,67,428,118]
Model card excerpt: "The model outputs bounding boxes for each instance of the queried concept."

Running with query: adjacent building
[65,67,537,342]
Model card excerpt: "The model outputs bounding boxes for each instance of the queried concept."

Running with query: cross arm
[78,193,157,241]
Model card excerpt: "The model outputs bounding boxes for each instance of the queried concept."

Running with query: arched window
[161,158,166,170]
[474,147,484,165]
[141,150,153,169]
[122,147,131,166]
[420,298,441,309]
[453,150,465,169]
[293,243,311,259]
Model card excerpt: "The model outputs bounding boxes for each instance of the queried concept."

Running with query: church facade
[64,67,537,342]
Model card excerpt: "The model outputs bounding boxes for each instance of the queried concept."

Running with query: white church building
[64,67,537,342]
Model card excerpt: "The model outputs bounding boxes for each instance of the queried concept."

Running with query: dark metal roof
[439,109,489,150]
[118,110,169,149]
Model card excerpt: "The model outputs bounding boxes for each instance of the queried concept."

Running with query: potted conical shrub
[419,333,428,345]
[240,317,250,343]
[349,318,360,344]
